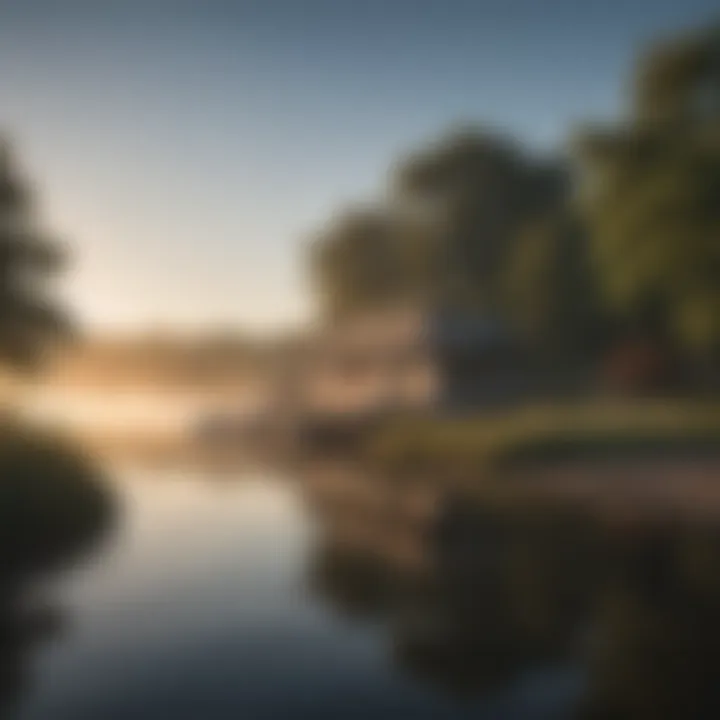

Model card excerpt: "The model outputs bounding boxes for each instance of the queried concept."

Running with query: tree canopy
[309,130,567,322]
[308,21,720,386]
[0,141,69,369]
[579,25,720,356]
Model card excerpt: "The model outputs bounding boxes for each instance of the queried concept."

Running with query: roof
[307,307,511,361]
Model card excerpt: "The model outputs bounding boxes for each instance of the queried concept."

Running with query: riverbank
[341,401,720,525]
[365,401,720,473]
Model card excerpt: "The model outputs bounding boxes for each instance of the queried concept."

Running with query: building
[288,307,536,423]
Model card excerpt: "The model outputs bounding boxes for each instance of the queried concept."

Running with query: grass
[364,401,720,476]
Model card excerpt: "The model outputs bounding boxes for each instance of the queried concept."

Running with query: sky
[0,0,717,333]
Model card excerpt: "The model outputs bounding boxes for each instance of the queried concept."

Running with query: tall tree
[309,207,405,321]
[392,130,567,312]
[0,140,69,368]
[309,130,567,321]
[578,25,720,356]
[502,210,608,357]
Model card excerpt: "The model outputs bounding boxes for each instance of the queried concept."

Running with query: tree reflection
[308,475,720,718]
[582,527,720,719]
[0,429,115,717]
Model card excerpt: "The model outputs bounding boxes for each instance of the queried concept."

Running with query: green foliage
[365,402,720,474]
[309,130,567,320]
[309,24,720,371]
[394,131,567,311]
[580,26,720,356]
[0,422,115,580]
[634,25,720,124]
[310,208,408,319]
[502,211,608,355]
[0,141,69,369]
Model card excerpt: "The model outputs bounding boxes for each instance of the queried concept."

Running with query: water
[6,466,567,720]
[8,462,720,719]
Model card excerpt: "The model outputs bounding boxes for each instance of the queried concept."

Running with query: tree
[309,129,568,321]
[309,207,407,321]
[0,140,69,368]
[633,24,720,125]
[502,211,609,357]
[578,25,720,357]
[392,129,567,312]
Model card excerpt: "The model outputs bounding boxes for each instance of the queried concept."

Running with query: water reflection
[9,456,720,719]
[307,469,720,718]
[0,436,115,718]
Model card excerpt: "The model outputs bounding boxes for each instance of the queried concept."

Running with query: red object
[603,340,673,394]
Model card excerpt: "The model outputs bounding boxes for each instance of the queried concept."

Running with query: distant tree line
[46,334,275,388]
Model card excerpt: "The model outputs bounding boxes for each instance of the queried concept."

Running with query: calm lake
[4,464,581,720]
[7,460,720,719]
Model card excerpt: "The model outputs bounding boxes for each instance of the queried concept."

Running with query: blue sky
[0,0,717,332]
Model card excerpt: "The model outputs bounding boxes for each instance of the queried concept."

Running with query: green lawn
[365,401,720,475]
